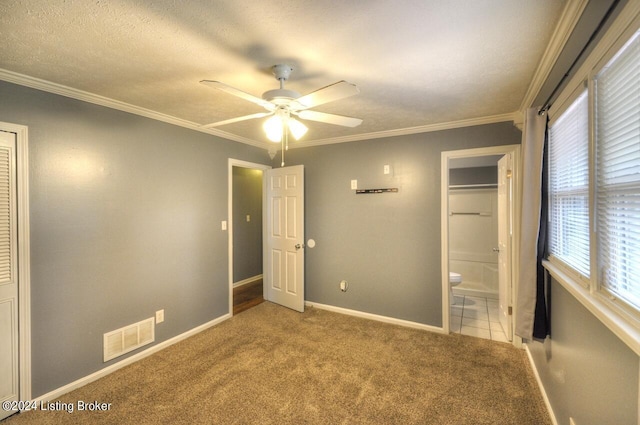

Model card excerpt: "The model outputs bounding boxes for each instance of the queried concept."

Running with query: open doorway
[228,159,271,315]
[440,145,521,346]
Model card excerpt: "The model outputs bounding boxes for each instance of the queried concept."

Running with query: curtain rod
[538,0,621,115]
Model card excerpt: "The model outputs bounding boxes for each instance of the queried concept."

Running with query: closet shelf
[449,183,497,190]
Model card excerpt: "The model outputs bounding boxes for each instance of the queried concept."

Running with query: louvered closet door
[0,131,17,421]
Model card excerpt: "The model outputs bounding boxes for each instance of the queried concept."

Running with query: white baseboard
[305,301,446,334]
[32,313,231,405]
[524,343,558,425]
[233,274,263,288]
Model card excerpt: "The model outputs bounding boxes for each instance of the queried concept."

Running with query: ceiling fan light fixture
[262,88,301,105]
[201,64,361,147]
[263,115,283,142]
[288,118,308,140]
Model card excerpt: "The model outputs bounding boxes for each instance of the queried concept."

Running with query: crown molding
[292,112,519,148]
[1,68,518,151]
[0,69,265,149]
[519,0,589,112]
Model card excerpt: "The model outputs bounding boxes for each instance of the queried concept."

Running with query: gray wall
[232,166,263,282]
[0,80,270,396]
[527,2,639,424]
[528,281,638,425]
[276,123,521,326]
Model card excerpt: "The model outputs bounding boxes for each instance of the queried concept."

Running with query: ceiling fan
[200,64,363,143]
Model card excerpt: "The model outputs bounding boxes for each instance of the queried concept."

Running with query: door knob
[295,243,305,250]
[493,248,500,252]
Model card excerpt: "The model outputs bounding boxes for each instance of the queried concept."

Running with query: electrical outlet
[246,214,251,222]
[351,180,358,190]
[384,164,391,175]
[156,309,164,324]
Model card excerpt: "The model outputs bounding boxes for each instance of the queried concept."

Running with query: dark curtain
[533,116,550,340]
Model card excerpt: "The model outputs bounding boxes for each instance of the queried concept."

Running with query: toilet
[449,272,462,305]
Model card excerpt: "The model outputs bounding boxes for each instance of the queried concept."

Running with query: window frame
[543,7,640,355]
[591,27,640,317]
[589,28,640,314]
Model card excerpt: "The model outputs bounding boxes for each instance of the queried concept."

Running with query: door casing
[227,159,271,315]
[497,153,513,341]
[440,144,521,347]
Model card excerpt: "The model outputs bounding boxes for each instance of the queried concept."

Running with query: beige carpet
[4,302,550,424]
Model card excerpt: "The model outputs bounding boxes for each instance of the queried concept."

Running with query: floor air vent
[103,317,155,362]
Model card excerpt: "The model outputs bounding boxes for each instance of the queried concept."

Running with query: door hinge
[506,169,512,179]
[508,306,513,315]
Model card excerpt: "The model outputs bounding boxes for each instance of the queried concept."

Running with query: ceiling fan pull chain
[281,121,286,167]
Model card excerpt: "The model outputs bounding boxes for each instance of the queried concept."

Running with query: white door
[497,154,513,341]
[0,131,18,421]
[264,165,305,312]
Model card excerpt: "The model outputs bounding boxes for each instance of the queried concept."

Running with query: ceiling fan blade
[297,110,363,127]
[201,112,273,128]
[200,80,275,110]
[291,81,360,110]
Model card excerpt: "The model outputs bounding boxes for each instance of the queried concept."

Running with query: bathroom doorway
[440,145,521,346]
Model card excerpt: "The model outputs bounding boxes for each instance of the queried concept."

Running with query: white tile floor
[450,295,509,343]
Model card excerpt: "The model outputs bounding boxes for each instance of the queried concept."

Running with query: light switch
[384,165,391,175]
[246,215,251,222]
[221,221,227,230]
[351,180,358,190]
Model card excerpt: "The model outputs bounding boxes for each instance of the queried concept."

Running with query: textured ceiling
[0,0,567,148]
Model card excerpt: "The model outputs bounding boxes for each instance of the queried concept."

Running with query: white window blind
[548,90,590,278]
[595,30,640,309]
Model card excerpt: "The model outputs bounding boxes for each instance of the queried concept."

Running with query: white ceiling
[0,0,569,149]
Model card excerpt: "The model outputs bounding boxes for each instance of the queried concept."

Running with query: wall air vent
[103,317,155,362]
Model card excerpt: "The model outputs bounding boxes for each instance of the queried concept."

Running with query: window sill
[543,259,640,356]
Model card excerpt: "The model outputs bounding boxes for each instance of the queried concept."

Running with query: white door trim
[227,159,271,315]
[497,154,514,341]
[0,121,31,402]
[440,144,521,347]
